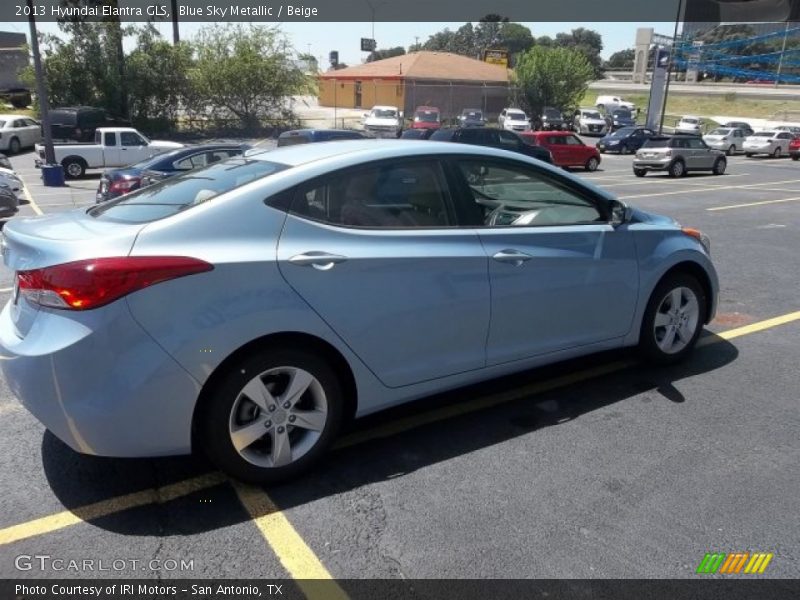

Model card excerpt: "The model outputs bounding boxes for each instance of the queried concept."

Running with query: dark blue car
[96,143,249,203]
[596,127,656,155]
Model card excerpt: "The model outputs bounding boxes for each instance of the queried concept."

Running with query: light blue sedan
[0,140,718,483]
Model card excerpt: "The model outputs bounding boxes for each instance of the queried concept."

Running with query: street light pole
[775,21,790,87]
[27,0,55,165]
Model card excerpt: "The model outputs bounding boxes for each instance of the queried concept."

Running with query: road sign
[483,49,509,67]
[361,38,376,52]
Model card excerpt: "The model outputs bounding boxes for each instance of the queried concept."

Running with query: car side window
[104,132,117,146]
[778,132,792,140]
[454,159,604,227]
[687,138,706,149]
[174,153,210,170]
[291,160,452,229]
[120,132,146,146]
[497,131,520,149]
[565,135,584,145]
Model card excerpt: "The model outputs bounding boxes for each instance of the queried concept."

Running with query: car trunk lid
[1,210,145,337]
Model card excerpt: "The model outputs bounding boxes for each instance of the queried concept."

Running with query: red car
[521,131,601,171]
[411,106,441,130]
[790,136,800,161]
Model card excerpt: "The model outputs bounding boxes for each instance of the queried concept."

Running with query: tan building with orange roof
[318,51,512,119]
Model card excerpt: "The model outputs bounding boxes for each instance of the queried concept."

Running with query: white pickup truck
[35,127,184,178]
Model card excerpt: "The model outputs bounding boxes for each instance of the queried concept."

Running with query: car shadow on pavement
[40,332,738,536]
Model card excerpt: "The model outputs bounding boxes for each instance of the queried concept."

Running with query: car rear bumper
[0,299,201,457]
[633,159,670,171]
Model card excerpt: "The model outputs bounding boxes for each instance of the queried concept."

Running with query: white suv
[574,109,609,135]
[498,108,531,132]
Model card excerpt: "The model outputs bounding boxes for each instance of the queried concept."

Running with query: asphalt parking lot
[0,143,798,585]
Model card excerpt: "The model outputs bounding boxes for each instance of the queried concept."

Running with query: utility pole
[659,0,684,134]
[27,0,55,166]
[171,0,180,44]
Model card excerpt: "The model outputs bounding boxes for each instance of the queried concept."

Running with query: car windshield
[89,158,287,223]
[373,109,397,118]
[707,129,731,136]
[613,110,631,118]
[642,138,670,148]
[610,127,635,137]
[682,118,699,124]
[507,112,527,120]
[462,110,482,119]
[584,111,602,120]
[416,111,439,122]
[751,132,775,138]
[543,109,561,118]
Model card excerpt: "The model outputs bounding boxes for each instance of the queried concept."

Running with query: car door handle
[492,249,532,266]
[288,252,348,271]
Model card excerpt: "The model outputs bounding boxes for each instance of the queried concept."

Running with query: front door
[277,157,491,388]
[448,156,638,365]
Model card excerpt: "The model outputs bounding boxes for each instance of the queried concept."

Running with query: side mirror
[610,200,631,226]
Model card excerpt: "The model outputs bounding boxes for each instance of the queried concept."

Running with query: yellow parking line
[0,472,226,545]
[707,196,800,211]
[703,311,800,342]
[232,482,349,599]
[0,310,799,551]
[19,177,43,216]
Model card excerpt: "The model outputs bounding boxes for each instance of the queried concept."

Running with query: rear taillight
[17,256,213,310]
[109,178,140,194]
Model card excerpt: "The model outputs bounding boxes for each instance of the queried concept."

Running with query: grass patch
[0,103,35,117]
[581,89,800,121]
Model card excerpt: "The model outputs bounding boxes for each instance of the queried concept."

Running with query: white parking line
[600,173,750,188]
[19,179,43,216]
[707,196,800,211]
[619,177,800,200]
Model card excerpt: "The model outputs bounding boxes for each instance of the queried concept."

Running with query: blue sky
[1,21,674,65]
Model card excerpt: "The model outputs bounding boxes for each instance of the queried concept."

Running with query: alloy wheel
[228,366,328,468]
[653,287,700,355]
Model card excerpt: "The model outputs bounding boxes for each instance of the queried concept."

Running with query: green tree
[554,28,604,78]
[188,25,312,129]
[513,46,594,117]
[125,25,193,131]
[605,48,635,70]
[367,46,406,63]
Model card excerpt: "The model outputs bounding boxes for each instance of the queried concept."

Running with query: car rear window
[89,158,288,223]
[429,130,455,141]
[750,132,775,138]
[507,112,527,120]
[277,134,310,147]
[642,138,671,148]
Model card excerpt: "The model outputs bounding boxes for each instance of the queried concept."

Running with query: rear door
[276,157,491,388]
[448,156,638,364]
[564,134,589,165]
[100,131,121,167]
[686,137,714,168]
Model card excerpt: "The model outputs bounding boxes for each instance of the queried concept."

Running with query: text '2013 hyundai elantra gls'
[0,140,718,483]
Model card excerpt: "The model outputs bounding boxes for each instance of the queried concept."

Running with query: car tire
[639,272,707,365]
[745,152,754,157]
[792,155,799,161]
[202,348,344,484]
[633,168,646,177]
[8,137,20,155]
[585,156,599,172]
[668,159,686,178]
[727,145,735,156]
[773,147,782,158]
[712,157,726,175]
[62,158,86,179]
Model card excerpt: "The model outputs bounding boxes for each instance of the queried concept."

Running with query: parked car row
[0,152,22,217]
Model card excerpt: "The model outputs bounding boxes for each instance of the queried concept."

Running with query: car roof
[245,138,544,168]
[370,105,398,110]
[524,131,570,136]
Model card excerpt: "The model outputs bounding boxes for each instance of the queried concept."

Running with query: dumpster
[41,164,65,187]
